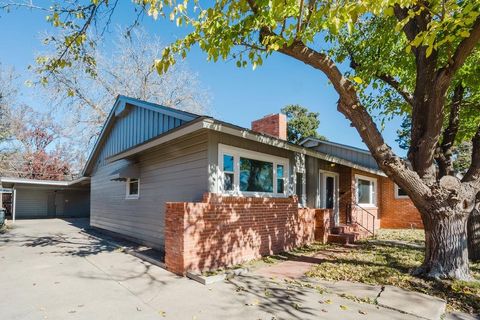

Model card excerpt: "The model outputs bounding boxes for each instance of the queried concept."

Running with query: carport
[0,177,90,221]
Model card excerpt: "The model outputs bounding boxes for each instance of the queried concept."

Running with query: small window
[395,184,409,198]
[277,165,285,194]
[126,178,139,199]
[223,154,235,191]
[355,175,376,207]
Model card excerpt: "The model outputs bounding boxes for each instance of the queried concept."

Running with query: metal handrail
[346,202,375,236]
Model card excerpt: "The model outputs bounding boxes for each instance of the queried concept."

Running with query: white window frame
[355,174,377,208]
[394,184,409,199]
[126,178,140,200]
[218,144,289,197]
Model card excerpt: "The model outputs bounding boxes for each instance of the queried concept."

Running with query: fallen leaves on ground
[303,229,480,314]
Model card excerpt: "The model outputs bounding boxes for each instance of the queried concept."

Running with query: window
[218,144,288,196]
[355,175,376,207]
[395,184,409,198]
[277,165,285,194]
[126,178,140,199]
[240,157,273,192]
[223,154,234,191]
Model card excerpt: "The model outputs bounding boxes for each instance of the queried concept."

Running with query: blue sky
[0,3,405,156]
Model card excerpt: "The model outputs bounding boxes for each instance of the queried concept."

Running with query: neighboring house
[0,177,90,220]
[83,95,423,274]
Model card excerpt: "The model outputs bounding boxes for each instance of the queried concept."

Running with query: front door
[319,170,339,226]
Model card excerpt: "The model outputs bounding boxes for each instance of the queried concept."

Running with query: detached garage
[0,177,90,220]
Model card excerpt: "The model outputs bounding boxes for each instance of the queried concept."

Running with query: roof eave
[106,118,387,177]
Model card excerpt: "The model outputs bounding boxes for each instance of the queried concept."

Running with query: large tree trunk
[467,195,480,262]
[419,207,471,280]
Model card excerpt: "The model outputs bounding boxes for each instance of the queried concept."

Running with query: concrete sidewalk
[252,251,479,320]
[0,219,437,319]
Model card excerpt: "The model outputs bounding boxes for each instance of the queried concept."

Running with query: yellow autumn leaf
[353,76,363,84]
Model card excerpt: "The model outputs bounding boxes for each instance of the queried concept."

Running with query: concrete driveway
[0,219,422,320]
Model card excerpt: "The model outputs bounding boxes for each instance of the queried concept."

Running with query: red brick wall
[165,193,324,275]
[379,178,424,229]
[251,113,287,140]
[315,209,333,243]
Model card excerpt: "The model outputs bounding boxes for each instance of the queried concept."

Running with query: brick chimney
[251,113,287,140]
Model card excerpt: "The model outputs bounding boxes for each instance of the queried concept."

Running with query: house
[0,177,90,220]
[83,95,423,275]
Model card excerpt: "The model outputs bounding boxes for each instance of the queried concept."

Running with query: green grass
[304,229,480,314]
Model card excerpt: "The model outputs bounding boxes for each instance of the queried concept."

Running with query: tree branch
[348,51,414,106]
[439,16,480,82]
[377,73,414,106]
[277,40,431,203]
[435,84,463,177]
[463,125,480,188]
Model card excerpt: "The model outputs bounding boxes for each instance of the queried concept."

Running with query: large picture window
[355,175,376,207]
[240,157,273,192]
[218,144,288,196]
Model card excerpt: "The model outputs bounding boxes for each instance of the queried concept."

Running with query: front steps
[327,224,372,244]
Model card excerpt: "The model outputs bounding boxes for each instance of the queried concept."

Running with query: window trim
[394,184,409,199]
[355,174,377,208]
[296,171,307,207]
[126,178,140,200]
[218,144,289,197]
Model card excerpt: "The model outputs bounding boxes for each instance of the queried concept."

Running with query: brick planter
[165,193,323,275]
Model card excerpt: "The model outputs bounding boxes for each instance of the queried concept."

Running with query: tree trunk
[419,208,471,280]
[467,196,480,262]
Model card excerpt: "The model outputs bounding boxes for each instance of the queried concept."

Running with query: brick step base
[327,224,372,244]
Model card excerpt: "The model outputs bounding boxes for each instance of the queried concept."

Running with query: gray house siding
[313,143,378,170]
[64,190,90,217]
[10,186,90,219]
[16,188,49,218]
[305,157,344,208]
[90,132,209,250]
[94,103,189,168]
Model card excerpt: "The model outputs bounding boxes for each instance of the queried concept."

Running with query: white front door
[319,170,340,226]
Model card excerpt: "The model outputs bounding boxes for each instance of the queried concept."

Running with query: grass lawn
[303,229,480,314]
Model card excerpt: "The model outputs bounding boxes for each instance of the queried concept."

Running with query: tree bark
[467,194,480,262]
[419,206,471,280]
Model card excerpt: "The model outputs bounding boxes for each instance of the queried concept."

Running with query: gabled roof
[82,95,201,176]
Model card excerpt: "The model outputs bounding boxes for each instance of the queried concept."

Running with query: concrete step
[327,228,372,244]
[327,233,360,245]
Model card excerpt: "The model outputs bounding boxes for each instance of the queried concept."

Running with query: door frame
[318,170,340,225]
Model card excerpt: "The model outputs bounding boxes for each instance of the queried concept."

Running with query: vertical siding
[15,188,49,218]
[94,105,187,168]
[90,133,209,250]
[64,190,90,217]
[13,187,89,218]
[315,144,378,170]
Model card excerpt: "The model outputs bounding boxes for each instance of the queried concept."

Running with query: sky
[0,3,406,156]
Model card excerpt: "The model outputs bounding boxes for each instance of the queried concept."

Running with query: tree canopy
[281,104,325,144]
